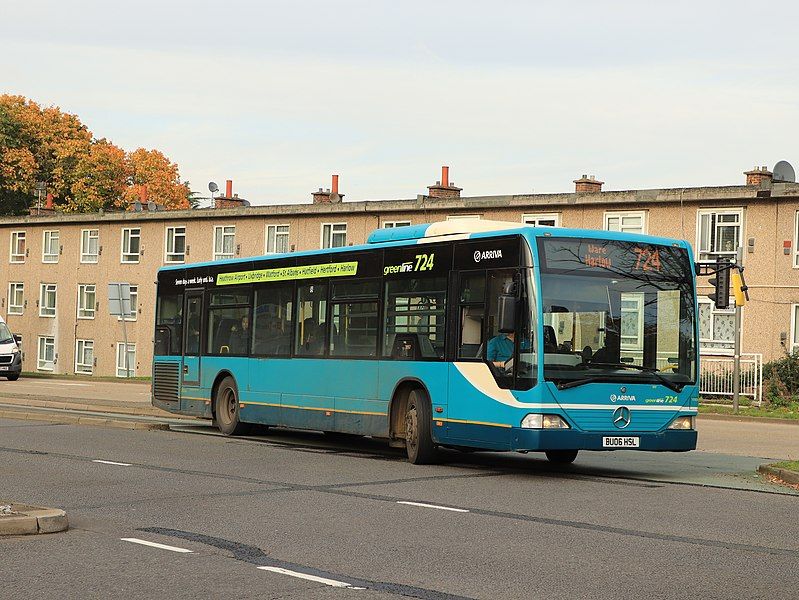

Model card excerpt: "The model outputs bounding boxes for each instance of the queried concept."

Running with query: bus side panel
[377,361,449,442]
[240,357,285,426]
[330,360,384,436]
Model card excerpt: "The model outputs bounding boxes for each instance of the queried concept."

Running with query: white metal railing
[699,353,763,405]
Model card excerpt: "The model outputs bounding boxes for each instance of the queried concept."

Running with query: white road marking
[396,501,470,513]
[93,459,132,466]
[121,538,193,553]
[257,566,357,588]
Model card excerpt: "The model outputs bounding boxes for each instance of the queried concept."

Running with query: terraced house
[1,166,797,397]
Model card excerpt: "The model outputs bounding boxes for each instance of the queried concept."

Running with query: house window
[446,215,481,221]
[791,305,799,353]
[698,298,736,354]
[165,226,186,263]
[8,283,24,315]
[119,285,138,322]
[77,284,96,319]
[10,231,26,263]
[214,225,236,260]
[37,336,56,371]
[620,293,645,351]
[121,228,141,263]
[793,212,799,269]
[522,214,560,227]
[605,211,646,234]
[116,342,136,377]
[75,339,94,375]
[321,223,347,249]
[265,224,290,254]
[39,283,57,317]
[384,221,412,228]
[81,229,99,263]
[42,230,60,263]
[697,209,743,261]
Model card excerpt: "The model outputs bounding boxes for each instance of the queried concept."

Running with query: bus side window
[296,283,328,356]
[155,293,183,356]
[383,277,447,359]
[253,284,294,356]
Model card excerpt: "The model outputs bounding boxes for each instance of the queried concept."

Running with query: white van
[0,317,22,381]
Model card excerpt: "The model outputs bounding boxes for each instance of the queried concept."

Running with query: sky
[2,1,798,205]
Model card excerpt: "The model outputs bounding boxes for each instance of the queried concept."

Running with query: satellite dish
[773,161,796,183]
[208,181,219,193]
[133,201,142,212]
[147,201,157,212]
[329,193,341,203]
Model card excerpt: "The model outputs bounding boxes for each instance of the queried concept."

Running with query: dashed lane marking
[93,459,132,466]
[121,538,193,553]
[257,566,362,588]
[397,501,470,513]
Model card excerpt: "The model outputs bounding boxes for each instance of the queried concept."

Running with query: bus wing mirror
[13,334,22,346]
[498,295,517,333]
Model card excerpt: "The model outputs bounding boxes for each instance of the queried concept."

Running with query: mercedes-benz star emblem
[612,406,631,429]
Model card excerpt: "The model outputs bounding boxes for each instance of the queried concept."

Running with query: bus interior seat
[543,325,558,353]
[214,318,239,353]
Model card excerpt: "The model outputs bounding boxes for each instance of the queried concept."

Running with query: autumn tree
[0,94,191,214]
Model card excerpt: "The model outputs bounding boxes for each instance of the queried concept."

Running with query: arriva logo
[473,249,503,263]
[610,394,637,403]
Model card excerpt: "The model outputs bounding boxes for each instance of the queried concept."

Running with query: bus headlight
[521,414,570,429]
[668,416,695,430]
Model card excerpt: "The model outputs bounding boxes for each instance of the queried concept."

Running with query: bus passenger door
[181,291,204,414]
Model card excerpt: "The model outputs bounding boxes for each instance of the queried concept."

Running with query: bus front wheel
[404,389,436,464]
[214,376,250,436]
[545,450,578,464]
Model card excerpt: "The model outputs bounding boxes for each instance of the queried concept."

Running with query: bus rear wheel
[404,389,436,464]
[214,376,250,436]
[6,374,19,381]
[545,450,578,464]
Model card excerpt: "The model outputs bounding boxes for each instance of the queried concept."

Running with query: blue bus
[152,220,698,464]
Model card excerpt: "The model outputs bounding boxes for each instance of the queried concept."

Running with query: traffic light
[707,261,730,309]
[731,269,748,307]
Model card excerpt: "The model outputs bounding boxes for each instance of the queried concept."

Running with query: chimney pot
[442,165,449,188]
[332,174,339,195]
[225,179,233,198]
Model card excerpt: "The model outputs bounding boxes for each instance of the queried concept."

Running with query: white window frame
[321,223,347,249]
[604,211,647,234]
[39,283,57,318]
[81,229,99,263]
[213,225,236,260]
[446,215,481,221]
[8,283,24,315]
[116,342,136,377]
[698,297,738,356]
[75,339,94,375]
[10,231,26,263]
[121,228,141,264]
[265,224,290,254]
[77,284,96,320]
[791,304,799,353]
[383,221,412,228]
[620,293,645,351]
[118,285,138,322]
[793,212,799,269]
[696,208,744,262]
[165,226,186,264]
[522,213,560,227]
[42,230,60,263]
[37,336,56,371]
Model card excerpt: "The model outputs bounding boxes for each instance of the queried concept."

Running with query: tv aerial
[773,161,796,183]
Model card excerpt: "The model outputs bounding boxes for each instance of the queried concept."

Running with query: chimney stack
[744,165,773,187]
[427,165,462,199]
[312,174,344,203]
[214,178,248,209]
[574,174,604,193]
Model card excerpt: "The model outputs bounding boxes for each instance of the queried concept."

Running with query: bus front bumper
[510,428,697,452]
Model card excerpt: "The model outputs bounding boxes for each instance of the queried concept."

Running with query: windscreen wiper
[582,362,684,393]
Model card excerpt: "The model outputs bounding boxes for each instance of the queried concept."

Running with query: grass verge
[772,460,799,472]
[698,403,799,420]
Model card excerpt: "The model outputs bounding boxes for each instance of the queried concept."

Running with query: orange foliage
[1,94,190,213]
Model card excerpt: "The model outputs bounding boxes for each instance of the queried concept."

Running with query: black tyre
[404,389,437,464]
[214,376,250,436]
[545,449,579,464]
[6,374,19,381]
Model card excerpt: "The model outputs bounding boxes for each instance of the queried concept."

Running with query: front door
[181,291,203,412]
